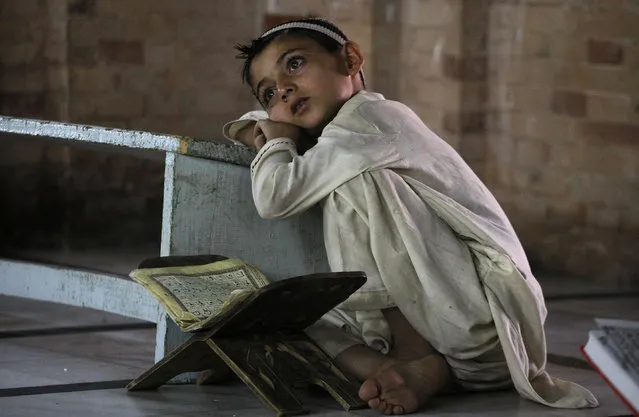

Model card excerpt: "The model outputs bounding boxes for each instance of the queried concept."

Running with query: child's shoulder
[328,91,421,136]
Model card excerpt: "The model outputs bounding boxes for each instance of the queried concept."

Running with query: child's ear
[342,41,365,76]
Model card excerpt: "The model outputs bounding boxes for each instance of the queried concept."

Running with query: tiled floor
[0,250,637,416]
[0,367,631,417]
[1,294,636,416]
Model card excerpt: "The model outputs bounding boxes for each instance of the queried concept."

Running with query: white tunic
[224,91,598,409]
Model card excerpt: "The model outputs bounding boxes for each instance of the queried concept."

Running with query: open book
[130,258,270,332]
[581,318,639,416]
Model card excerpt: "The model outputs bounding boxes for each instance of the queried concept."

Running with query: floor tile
[0,364,630,417]
[0,330,154,389]
[1,263,637,416]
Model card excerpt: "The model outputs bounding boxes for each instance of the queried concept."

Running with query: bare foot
[333,344,389,381]
[359,354,450,415]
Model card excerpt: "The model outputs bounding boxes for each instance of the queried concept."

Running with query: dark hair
[234,19,360,88]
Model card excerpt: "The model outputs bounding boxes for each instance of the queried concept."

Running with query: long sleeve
[222,110,269,145]
[250,125,400,219]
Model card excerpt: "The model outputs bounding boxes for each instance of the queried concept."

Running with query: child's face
[249,35,360,136]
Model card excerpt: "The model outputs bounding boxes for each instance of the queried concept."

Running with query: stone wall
[0,0,68,120]
[387,0,638,285]
[396,0,490,176]
[0,0,73,249]
[66,0,256,138]
[398,0,463,143]
[486,0,639,284]
[1,0,637,284]
[0,0,259,250]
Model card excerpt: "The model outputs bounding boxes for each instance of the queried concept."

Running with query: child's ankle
[334,344,389,381]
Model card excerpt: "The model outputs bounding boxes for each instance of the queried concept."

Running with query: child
[224,18,597,414]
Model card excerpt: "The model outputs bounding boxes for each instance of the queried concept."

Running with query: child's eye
[286,56,305,73]
[261,87,275,106]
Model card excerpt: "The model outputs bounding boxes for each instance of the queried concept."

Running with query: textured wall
[1,0,638,285]
[486,0,639,284]
[384,0,638,285]
[0,0,73,249]
[394,0,490,177]
[0,0,258,250]
[65,0,256,138]
[398,0,463,144]
[0,0,68,120]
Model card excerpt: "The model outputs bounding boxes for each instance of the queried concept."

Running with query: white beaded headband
[259,19,366,84]
[260,20,348,45]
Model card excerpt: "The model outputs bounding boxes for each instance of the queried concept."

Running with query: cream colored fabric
[222,110,267,146]
[229,91,598,408]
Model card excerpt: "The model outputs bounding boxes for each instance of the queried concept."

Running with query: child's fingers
[236,122,256,147]
[254,134,267,150]
[253,121,265,138]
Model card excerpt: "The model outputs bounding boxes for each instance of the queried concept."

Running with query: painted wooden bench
[0,115,329,381]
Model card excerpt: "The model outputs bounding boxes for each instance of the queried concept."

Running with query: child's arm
[222,111,268,147]
[250,122,399,219]
[223,111,316,151]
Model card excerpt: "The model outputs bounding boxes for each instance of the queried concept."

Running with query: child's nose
[277,86,294,101]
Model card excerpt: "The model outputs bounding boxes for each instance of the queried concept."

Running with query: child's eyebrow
[254,48,304,97]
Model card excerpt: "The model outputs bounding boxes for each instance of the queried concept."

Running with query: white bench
[0,115,329,380]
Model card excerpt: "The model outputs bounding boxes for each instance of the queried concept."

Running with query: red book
[581,318,639,417]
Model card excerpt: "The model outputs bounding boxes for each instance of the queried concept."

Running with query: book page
[184,289,255,332]
[129,259,270,328]
[583,331,639,413]
[154,268,254,320]
[596,318,639,383]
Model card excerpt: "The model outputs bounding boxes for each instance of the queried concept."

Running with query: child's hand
[235,122,257,147]
[254,120,301,150]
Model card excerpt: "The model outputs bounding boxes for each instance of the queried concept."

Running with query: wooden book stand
[127,255,368,416]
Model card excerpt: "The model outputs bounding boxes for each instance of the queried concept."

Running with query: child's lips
[292,98,309,116]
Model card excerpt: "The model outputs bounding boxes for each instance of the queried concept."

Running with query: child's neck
[305,88,365,138]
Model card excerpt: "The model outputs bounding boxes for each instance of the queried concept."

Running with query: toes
[368,398,405,415]
[377,399,393,415]
[362,360,437,414]
[384,389,417,414]
[359,378,380,402]
[368,398,381,410]
[384,402,396,415]
[378,392,407,415]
